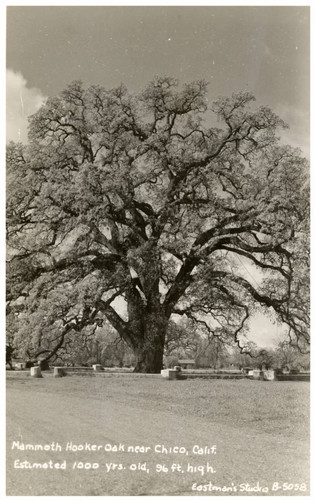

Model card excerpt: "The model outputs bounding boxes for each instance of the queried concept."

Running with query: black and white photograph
[4,2,311,496]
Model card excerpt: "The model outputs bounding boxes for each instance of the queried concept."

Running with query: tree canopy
[7,77,309,372]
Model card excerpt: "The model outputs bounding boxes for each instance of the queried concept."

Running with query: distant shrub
[165,356,179,368]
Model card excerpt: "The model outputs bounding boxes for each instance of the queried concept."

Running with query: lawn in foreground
[6,375,310,496]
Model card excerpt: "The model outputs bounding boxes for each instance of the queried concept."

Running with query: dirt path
[6,376,309,495]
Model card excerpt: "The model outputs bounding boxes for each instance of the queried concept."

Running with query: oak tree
[7,77,309,372]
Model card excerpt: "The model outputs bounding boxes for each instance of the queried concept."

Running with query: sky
[6,5,310,153]
[5,4,310,347]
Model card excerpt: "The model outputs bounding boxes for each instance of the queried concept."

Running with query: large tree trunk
[102,243,170,373]
[133,322,166,373]
[129,303,167,373]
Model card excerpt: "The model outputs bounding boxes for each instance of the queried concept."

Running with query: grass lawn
[6,374,310,496]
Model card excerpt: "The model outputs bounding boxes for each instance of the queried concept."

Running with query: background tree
[164,317,201,358]
[7,78,309,372]
[274,338,310,372]
[58,324,135,367]
[165,316,231,369]
[194,337,230,369]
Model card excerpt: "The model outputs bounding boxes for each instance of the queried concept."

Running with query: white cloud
[6,69,46,144]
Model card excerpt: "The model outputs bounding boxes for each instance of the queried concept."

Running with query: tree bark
[124,245,167,373]
[133,314,166,373]
[134,318,166,373]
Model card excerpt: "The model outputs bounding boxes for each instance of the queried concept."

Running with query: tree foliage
[7,77,309,372]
